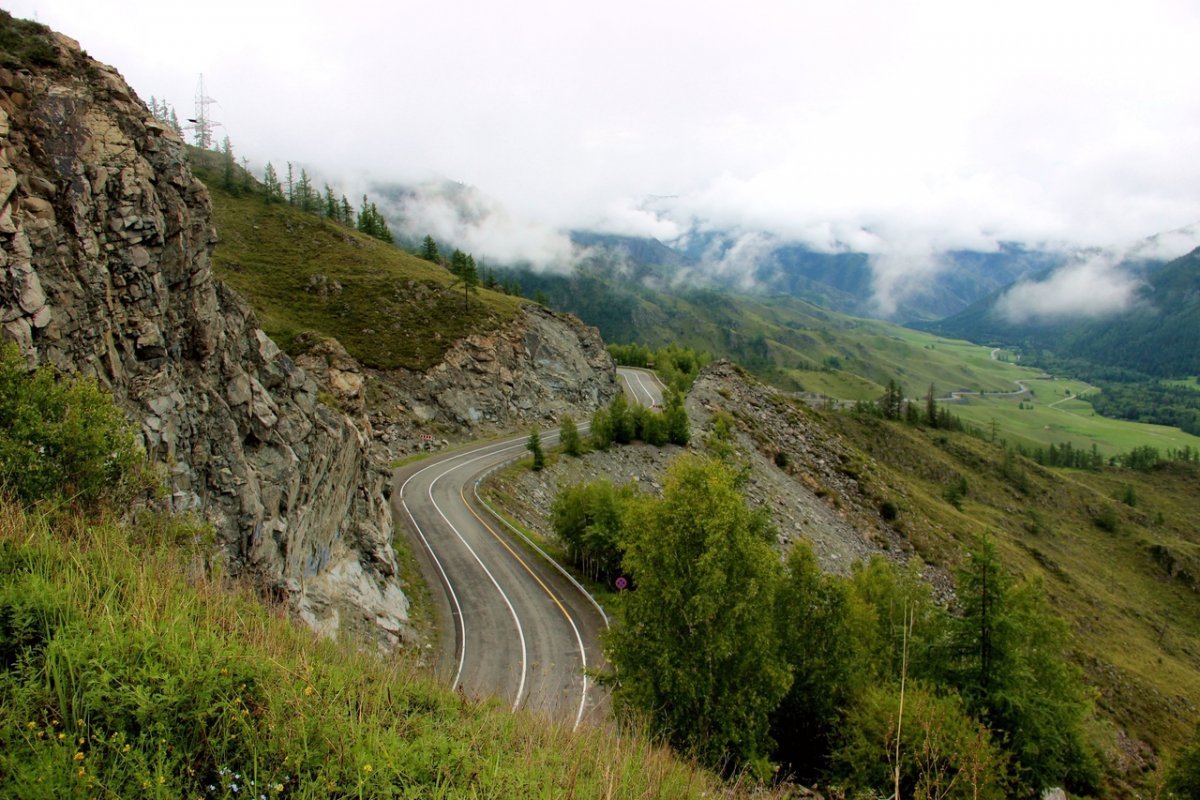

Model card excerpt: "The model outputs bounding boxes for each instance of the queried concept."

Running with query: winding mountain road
[618,366,666,407]
[392,367,660,727]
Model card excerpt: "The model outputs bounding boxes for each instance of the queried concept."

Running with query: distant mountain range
[932,245,1200,378]
[565,230,1066,323]
[368,177,1200,378]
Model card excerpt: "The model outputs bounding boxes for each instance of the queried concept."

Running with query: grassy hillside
[951,383,1200,458]
[0,502,748,799]
[191,160,524,370]
[810,407,1200,766]
[512,265,1200,457]
[508,268,1036,399]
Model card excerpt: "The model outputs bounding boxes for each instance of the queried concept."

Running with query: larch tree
[421,235,441,263]
[262,162,282,204]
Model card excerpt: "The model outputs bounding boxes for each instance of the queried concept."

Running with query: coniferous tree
[322,184,338,219]
[372,202,393,243]
[527,429,545,471]
[295,169,315,212]
[590,406,613,451]
[663,388,690,446]
[925,383,938,427]
[460,254,479,310]
[262,162,282,204]
[882,379,904,420]
[560,415,583,456]
[421,235,441,263]
[950,536,1099,794]
[220,136,235,191]
[240,157,251,193]
[609,393,634,445]
[357,196,389,240]
[285,162,295,205]
[449,248,468,277]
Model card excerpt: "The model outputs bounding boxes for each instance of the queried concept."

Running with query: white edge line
[400,422,617,727]
[471,424,611,730]
[398,466,469,692]
[472,481,595,730]
[427,442,532,712]
[397,434,531,697]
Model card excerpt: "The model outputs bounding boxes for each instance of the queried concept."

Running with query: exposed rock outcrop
[686,360,900,571]
[0,29,409,647]
[366,305,620,455]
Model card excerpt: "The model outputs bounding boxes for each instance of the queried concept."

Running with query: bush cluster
[0,345,150,510]
[556,455,1099,796]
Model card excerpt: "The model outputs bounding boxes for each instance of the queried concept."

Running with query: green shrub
[879,499,899,521]
[833,683,1008,800]
[0,345,150,509]
[1167,723,1200,799]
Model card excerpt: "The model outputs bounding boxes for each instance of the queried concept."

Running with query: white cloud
[383,183,577,270]
[12,0,1200,288]
[995,254,1143,322]
[995,221,1200,323]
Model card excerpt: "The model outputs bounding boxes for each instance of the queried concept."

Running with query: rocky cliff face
[0,29,409,647]
[368,304,619,449]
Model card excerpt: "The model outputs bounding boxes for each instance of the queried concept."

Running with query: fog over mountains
[372,178,1200,325]
[11,0,1200,327]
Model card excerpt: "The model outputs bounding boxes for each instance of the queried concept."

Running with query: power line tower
[185,73,221,150]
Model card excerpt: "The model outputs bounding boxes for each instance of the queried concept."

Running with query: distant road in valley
[618,366,665,407]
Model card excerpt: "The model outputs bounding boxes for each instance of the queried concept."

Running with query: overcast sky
[9,0,1200,277]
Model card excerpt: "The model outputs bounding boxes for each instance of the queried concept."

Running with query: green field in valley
[943,367,1200,458]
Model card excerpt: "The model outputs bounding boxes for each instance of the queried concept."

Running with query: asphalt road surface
[618,366,666,407]
[394,432,609,727]
[392,367,663,728]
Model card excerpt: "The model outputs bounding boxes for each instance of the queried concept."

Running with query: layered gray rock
[0,32,409,647]
[362,304,620,457]
[393,304,617,426]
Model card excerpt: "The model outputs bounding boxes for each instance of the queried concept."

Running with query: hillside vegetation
[191,158,524,370]
[486,362,1200,794]
[810,402,1200,771]
[505,267,1035,399]
[0,347,742,800]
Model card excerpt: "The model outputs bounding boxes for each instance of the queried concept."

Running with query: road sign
[420,434,433,441]
[614,576,628,591]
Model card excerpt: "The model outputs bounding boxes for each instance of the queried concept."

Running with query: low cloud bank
[995,223,1200,323]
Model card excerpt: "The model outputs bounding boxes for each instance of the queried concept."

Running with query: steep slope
[0,19,407,647]
[490,361,1200,790]
[194,172,620,452]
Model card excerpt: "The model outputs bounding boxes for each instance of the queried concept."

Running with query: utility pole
[185,73,221,150]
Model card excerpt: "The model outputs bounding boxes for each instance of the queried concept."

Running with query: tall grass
[0,501,752,799]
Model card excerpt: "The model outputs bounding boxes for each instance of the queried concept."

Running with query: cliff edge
[0,22,410,648]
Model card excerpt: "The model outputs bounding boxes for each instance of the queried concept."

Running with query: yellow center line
[458,484,578,627]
